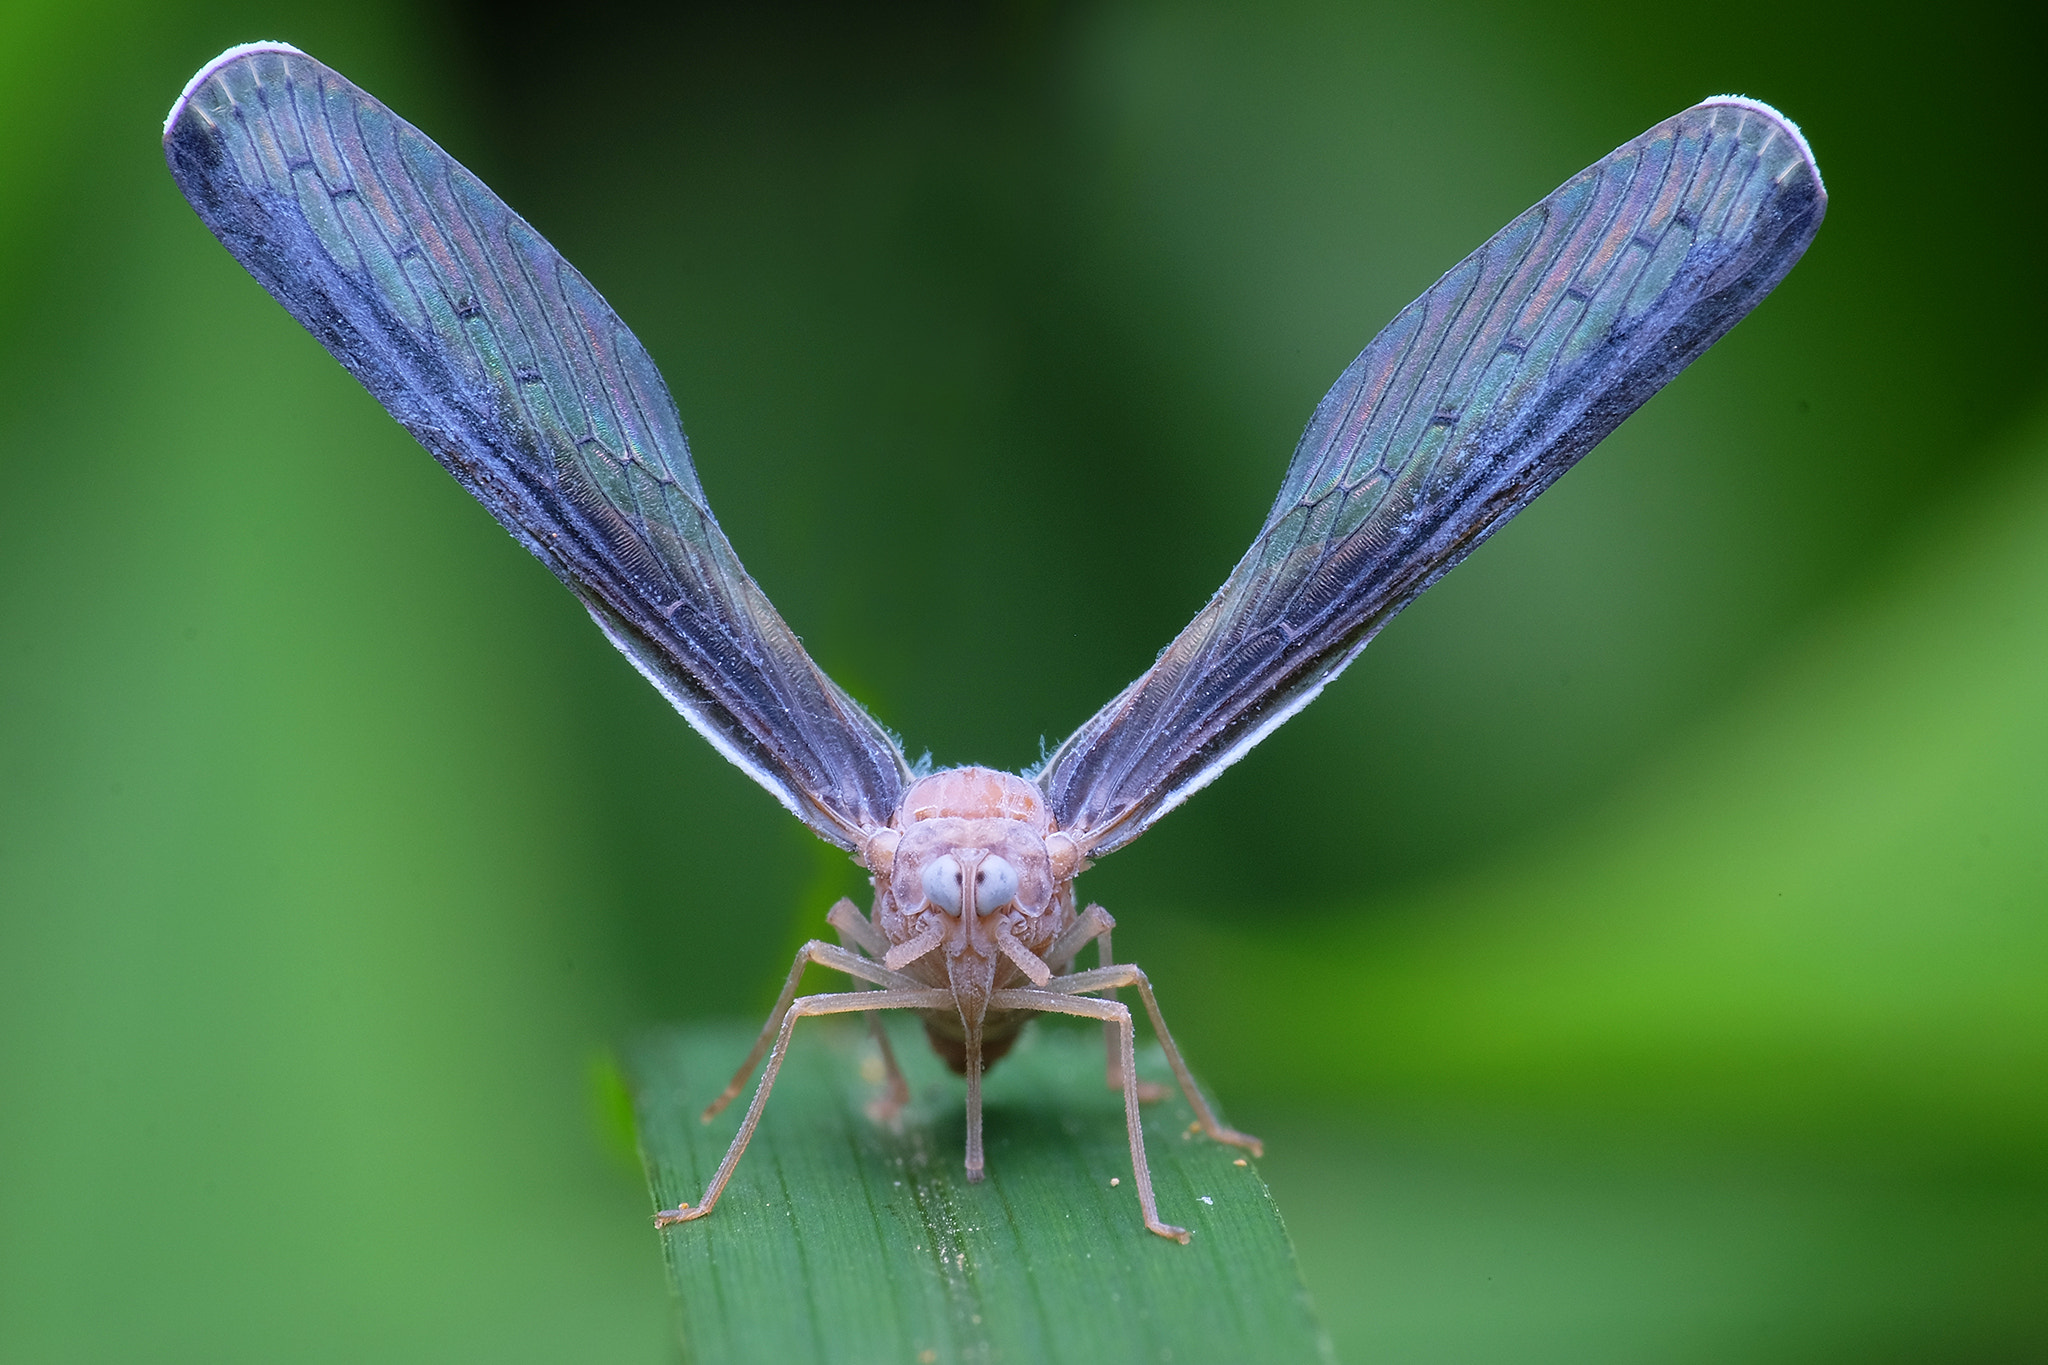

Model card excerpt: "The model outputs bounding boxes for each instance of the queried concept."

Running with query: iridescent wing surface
[164,44,912,848]
[1038,98,1825,855]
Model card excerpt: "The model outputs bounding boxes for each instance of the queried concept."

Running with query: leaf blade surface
[630,1021,1331,1364]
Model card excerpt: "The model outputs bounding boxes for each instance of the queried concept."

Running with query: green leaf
[628,1019,1333,1364]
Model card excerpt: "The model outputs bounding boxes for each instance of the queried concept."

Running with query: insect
[166,42,1824,1242]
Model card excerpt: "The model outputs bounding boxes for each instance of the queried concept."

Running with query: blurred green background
[3,0,2044,1360]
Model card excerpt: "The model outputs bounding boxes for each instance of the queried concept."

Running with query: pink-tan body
[653,766,1260,1242]
[868,768,1080,1075]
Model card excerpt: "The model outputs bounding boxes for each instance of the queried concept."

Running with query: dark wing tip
[163,41,307,141]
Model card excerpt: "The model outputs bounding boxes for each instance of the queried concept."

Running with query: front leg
[826,898,909,1122]
[1045,903,1115,971]
[825,896,889,958]
[988,986,1189,1242]
[655,985,952,1228]
[1038,962,1262,1158]
[700,936,924,1122]
[1056,904,1169,1102]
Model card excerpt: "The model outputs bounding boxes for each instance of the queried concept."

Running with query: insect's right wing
[164,44,913,848]
[1039,97,1825,855]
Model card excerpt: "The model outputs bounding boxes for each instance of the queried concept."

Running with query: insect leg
[1091,908,1130,1096]
[862,1014,911,1124]
[655,986,953,1228]
[701,939,923,1122]
[1045,903,1114,971]
[988,987,1189,1243]
[1060,905,1168,1101]
[826,898,910,1121]
[1040,964,1261,1156]
[1127,966,1262,1155]
[825,896,889,958]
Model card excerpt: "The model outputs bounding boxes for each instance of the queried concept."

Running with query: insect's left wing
[165,44,912,847]
[1039,97,1825,856]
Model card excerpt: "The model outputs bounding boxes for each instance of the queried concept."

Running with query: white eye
[921,855,963,915]
[974,855,1018,913]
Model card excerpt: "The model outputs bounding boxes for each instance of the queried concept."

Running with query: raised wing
[1039,97,1825,855]
[164,44,912,847]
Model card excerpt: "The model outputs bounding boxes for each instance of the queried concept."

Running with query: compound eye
[974,855,1018,914]
[921,855,964,916]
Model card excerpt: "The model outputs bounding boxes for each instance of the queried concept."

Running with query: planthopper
[164,43,1824,1242]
